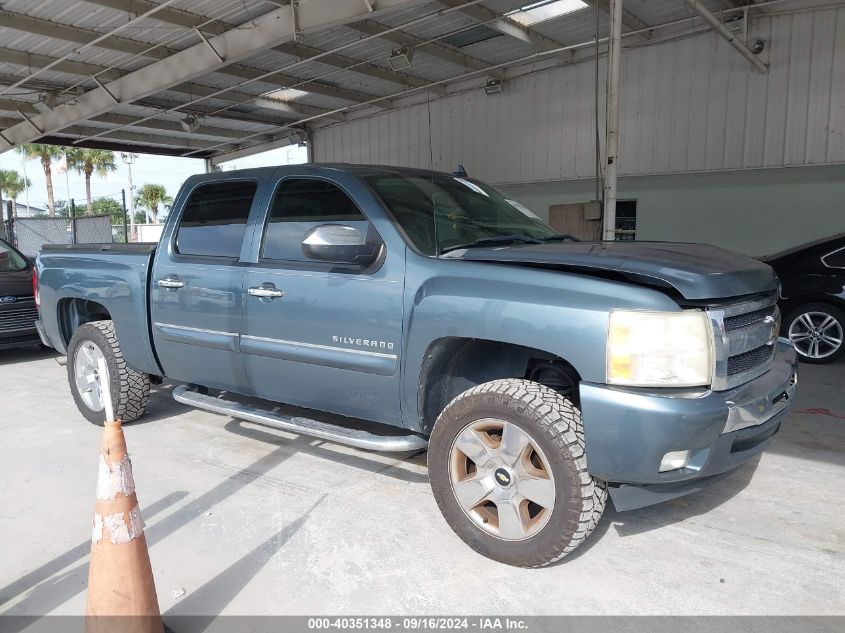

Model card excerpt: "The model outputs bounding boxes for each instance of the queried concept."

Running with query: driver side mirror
[302,224,382,266]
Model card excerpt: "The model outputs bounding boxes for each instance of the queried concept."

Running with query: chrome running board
[172,385,428,453]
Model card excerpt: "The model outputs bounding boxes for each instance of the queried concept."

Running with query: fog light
[659,450,692,472]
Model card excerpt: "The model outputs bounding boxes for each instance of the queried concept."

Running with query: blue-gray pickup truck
[35,165,798,567]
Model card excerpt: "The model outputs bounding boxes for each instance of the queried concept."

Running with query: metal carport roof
[0,0,768,162]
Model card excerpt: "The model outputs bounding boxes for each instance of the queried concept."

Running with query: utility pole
[603,0,623,241]
[121,152,138,240]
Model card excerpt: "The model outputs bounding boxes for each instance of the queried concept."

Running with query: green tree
[67,149,117,214]
[91,197,122,217]
[135,183,172,223]
[0,170,29,218]
[17,144,64,216]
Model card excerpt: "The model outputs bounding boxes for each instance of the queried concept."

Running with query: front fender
[399,258,680,430]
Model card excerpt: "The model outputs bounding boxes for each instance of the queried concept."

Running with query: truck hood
[442,241,777,301]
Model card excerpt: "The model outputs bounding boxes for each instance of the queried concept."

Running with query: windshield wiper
[542,234,580,242]
[439,234,544,254]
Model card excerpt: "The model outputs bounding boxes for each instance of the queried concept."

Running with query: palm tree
[0,170,31,218]
[17,144,64,216]
[136,183,172,223]
[67,149,117,214]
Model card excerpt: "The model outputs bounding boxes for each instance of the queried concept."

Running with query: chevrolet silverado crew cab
[35,165,799,567]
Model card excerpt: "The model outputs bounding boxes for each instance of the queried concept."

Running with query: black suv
[0,237,40,350]
[763,234,845,364]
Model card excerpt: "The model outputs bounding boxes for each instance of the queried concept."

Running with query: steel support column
[602,0,622,241]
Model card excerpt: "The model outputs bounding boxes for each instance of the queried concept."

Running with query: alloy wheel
[448,418,556,541]
[73,341,107,411]
[788,311,843,360]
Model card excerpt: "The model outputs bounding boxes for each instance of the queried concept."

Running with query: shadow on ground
[0,436,310,616]
[563,456,761,563]
[224,419,428,484]
[164,495,326,627]
[0,346,58,367]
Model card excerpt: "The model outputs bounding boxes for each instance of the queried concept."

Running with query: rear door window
[175,180,257,258]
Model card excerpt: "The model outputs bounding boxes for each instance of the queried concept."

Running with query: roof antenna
[453,164,468,178]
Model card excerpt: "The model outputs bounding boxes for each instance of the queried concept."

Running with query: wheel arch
[416,337,582,435]
[780,293,845,323]
[57,297,112,348]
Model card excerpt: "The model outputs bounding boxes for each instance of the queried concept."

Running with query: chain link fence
[3,194,130,257]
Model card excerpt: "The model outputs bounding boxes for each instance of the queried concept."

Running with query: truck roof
[187,163,460,183]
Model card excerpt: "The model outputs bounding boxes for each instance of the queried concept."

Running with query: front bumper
[580,338,798,510]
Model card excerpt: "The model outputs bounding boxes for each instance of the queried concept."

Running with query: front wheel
[428,379,607,567]
[67,320,150,425]
[784,303,845,364]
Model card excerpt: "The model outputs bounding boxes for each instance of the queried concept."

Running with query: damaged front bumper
[580,338,799,511]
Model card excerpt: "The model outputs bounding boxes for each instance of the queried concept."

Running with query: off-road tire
[428,378,607,567]
[67,320,150,425]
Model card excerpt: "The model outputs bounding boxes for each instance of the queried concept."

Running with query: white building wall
[314,6,845,184]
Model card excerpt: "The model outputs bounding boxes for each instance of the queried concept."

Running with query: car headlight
[607,310,714,387]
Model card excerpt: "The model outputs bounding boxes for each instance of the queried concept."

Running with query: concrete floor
[0,346,843,616]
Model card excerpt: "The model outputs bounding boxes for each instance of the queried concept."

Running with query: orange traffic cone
[85,358,162,633]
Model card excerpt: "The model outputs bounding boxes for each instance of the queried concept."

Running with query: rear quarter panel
[37,247,161,375]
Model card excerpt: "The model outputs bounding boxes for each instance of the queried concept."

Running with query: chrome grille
[727,345,775,375]
[724,305,777,332]
[708,294,780,391]
[0,304,38,334]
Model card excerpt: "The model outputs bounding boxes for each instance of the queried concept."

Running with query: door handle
[158,277,184,289]
[248,285,284,298]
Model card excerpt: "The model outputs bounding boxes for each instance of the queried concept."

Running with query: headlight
[607,310,714,387]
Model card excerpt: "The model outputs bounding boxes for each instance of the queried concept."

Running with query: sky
[0,144,308,211]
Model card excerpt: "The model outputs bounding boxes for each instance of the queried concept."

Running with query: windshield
[363,173,555,255]
[0,240,28,272]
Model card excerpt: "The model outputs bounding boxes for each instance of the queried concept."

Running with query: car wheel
[67,320,150,425]
[784,303,845,364]
[428,379,607,567]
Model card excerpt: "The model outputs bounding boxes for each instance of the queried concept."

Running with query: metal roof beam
[348,19,504,79]
[0,47,345,122]
[0,93,292,135]
[0,0,423,152]
[0,112,271,142]
[28,124,229,150]
[211,135,300,165]
[80,0,441,95]
[0,6,393,108]
[437,0,570,60]
[684,0,767,72]
[275,41,444,94]
[581,1,652,38]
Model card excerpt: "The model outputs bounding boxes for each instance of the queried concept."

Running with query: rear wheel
[784,303,845,364]
[428,379,606,567]
[67,320,150,425]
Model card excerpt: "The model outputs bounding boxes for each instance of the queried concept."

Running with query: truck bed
[40,243,157,253]
[36,243,161,376]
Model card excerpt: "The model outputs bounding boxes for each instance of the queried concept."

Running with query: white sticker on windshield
[506,199,541,220]
[454,177,489,196]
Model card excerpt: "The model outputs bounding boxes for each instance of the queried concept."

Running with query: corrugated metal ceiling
[0,0,762,159]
